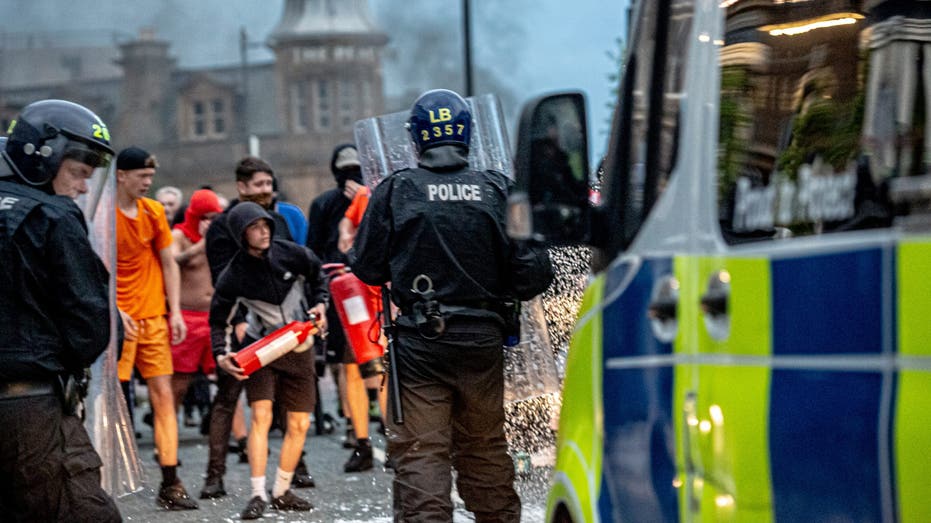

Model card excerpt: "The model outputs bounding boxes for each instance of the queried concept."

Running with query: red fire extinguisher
[325,263,385,378]
[233,320,318,376]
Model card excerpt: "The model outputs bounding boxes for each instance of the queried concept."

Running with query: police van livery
[509,1,931,522]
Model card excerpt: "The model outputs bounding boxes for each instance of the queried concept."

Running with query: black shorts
[244,348,317,413]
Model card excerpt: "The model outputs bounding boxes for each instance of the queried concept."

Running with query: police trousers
[388,318,520,523]
[0,393,121,522]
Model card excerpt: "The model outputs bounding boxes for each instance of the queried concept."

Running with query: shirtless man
[170,189,223,409]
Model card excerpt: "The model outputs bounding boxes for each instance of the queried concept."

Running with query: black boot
[343,438,373,473]
[199,473,226,499]
[291,454,315,488]
[342,427,357,449]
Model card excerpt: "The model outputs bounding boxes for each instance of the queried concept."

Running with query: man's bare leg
[280,411,311,472]
[148,374,179,466]
[248,400,273,479]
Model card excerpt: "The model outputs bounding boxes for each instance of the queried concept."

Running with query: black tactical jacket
[350,145,554,314]
[0,179,110,381]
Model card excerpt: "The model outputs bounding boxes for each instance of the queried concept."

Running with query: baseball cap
[116,146,158,170]
[334,146,360,170]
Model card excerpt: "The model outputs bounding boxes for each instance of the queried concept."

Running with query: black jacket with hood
[306,144,364,265]
[205,198,293,285]
[209,202,328,358]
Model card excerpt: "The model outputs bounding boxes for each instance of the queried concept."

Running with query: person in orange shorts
[170,189,223,411]
[336,184,388,473]
[115,146,197,511]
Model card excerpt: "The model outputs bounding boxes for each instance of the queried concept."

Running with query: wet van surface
[509,0,931,521]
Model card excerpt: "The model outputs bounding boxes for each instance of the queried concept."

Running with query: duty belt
[0,380,56,400]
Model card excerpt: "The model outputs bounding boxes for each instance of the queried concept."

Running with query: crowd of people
[0,88,553,523]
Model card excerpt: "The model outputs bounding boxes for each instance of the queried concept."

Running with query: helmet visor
[63,141,113,170]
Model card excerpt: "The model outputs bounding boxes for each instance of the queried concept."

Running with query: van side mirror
[508,92,591,245]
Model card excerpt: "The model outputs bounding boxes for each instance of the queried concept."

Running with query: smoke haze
[1,0,624,157]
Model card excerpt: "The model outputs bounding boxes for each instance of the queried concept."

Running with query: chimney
[114,28,175,147]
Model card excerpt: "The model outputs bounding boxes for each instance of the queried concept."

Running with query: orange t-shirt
[116,197,174,320]
[345,186,371,227]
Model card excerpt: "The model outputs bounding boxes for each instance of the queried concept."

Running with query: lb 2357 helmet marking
[408,89,471,154]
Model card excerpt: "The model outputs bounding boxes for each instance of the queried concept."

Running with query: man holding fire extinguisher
[209,201,328,520]
[350,89,554,522]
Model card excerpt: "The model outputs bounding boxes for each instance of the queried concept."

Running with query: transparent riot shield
[354,93,514,186]
[354,93,559,404]
[75,163,145,496]
[503,295,561,404]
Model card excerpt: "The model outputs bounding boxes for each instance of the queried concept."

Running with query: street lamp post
[463,0,473,97]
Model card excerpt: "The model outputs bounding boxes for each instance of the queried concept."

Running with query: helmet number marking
[428,108,453,123]
[92,123,110,141]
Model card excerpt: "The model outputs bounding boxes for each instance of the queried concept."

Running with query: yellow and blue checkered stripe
[547,238,931,522]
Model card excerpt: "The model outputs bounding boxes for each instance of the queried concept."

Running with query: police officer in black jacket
[0,100,121,521]
[351,89,554,523]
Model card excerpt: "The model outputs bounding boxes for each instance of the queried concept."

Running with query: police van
[507,1,931,521]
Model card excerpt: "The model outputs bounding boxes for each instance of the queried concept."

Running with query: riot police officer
[351,89,554,522]
[0,100,121,521]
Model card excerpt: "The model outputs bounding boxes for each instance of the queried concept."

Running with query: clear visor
[63,142,113,170]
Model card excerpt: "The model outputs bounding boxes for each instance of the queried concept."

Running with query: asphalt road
[115,381,549,522]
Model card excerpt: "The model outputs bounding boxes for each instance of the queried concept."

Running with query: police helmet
[407,89,471,154]
[2,99,114,186]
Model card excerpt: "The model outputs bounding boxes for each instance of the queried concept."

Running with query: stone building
[0,0,388,213]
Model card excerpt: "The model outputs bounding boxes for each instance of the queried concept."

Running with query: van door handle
[700,270,731,340]
[648,275,679,343]
[648,296,677,321]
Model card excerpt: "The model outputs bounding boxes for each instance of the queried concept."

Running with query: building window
[212,98,226,135]
[187,97,230,140]
[334,46,354,61]
[193,101,206,137]
[339,80,355,129]
[360,80,374,119]
[294,46,326,64]
[316,80,331,130]
[290,81,309,133]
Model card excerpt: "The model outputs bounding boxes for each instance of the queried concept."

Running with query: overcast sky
[4,0,626,158]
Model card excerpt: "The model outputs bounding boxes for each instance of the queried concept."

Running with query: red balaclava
[174,189,222,243]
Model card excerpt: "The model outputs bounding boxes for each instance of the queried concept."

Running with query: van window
[717,3,929,243]
[601,0,694,251]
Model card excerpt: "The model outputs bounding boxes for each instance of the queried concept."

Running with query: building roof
[268,0,386,45]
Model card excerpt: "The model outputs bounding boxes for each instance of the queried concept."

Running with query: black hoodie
[209,202,329,357]
[306,144,364,264]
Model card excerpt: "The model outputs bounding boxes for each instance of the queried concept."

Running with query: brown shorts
[244,348,317,413]
[118,315,172,381]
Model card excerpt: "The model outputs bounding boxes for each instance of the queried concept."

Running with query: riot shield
[354,93,514,187]
[75,163,145,496]
[354,93,559,404]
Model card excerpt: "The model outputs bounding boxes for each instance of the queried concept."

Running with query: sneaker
[292,458,316,488]
[156,480,199,510]
[271,489,313,511]
[240,496,267,520]
[183,413,197,427]
[198,475,226,499]
[342,427,357,449]
[343,441,373,473]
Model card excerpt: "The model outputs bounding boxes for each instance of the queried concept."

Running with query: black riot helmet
[2,99,114,186]
[407,89,471,155]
